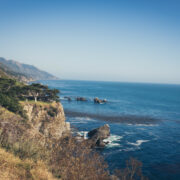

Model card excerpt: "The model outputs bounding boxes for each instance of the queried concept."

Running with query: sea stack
[88,124,110,148]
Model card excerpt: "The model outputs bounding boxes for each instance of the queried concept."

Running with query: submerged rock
[64,96,72,101]
[76,97,87,101]
[88,124,110,148]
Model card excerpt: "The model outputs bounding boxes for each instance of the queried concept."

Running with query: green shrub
[47,106,58,117]
[0,77,60,117]
[0,93,25,116]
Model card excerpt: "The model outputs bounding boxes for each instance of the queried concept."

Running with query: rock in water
[94,97,107,104]
[88,124,110,148]
[64,96,72,101]
[76,97,87,101]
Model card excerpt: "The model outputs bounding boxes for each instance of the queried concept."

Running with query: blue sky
[0,0,180,84]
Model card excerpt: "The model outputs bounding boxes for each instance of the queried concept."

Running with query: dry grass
[0,147,57,180]
[20,100,51,106]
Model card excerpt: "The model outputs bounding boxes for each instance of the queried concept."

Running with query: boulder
[94,97,101,104]
[88,124,110,148]
[94,97,107,104]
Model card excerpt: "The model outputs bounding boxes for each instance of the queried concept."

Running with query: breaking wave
[127,140,149,147]
[103,134,123,148]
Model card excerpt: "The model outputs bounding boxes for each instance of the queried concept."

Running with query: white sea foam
[127,140,149,147]
[77,131,88,139]
[103,134,123,148]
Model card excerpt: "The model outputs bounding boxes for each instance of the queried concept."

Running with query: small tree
[21,83,60,102]
[115,158,148,180]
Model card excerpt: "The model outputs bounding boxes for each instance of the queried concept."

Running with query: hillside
[0,147,56,180]
[0,63,9,78]
[0,57,59,81]
[0,61,31,82]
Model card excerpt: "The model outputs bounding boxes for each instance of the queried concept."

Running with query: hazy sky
[0,0,180,84]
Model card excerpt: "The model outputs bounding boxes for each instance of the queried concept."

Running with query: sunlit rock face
[23,101,70,139]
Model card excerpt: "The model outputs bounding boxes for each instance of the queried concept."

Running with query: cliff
[22,101,70,139]
[0,101,70,150]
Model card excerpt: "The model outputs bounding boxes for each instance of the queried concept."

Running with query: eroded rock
[88,124,110,148]
[23,101,70,139]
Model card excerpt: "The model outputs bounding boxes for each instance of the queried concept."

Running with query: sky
[0,0,180,84]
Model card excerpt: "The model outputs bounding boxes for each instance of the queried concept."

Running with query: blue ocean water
[40,80,180,180]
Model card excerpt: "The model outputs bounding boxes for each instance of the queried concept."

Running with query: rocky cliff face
[0,102,70,150]
[23,102,70,140]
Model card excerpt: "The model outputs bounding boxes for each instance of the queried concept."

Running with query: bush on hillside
[114,158,149,180]
[0,93,26,117]
[49,136,109,180]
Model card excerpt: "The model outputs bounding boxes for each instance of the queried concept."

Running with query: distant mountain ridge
[0,57,59,82]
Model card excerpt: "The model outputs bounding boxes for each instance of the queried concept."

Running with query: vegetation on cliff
[0,77,60,117]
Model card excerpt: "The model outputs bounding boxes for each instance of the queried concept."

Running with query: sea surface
[39,80,180,180]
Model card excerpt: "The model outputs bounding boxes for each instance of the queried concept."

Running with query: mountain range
[0,57,59,82]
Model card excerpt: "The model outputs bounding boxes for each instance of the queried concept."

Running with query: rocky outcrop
[88,124,110,148]
[23,102,70,140]
[0,102,70,148]
[0,106,45,148]
[94,97,107,104]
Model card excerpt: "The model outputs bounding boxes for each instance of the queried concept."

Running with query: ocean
[39,80,180,180]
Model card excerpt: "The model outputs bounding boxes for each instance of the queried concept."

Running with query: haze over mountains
[0,57,58,82]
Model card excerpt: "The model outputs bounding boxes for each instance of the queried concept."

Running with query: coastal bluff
[0,101,70,149]
[22,101,70,139]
